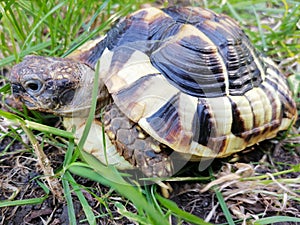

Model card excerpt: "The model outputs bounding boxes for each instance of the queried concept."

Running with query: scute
[145,93,181,144]
[95,7,297,157]
[150,25,228,98]
[192,98,212,146]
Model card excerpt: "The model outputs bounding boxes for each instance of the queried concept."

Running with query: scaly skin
[103,103,174,177]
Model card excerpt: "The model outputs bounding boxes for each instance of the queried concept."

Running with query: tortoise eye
[24,79,43,93]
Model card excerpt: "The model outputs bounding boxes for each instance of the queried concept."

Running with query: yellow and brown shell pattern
[75,7,297,158]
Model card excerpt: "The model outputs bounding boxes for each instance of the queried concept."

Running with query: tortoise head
[10,55,97,116]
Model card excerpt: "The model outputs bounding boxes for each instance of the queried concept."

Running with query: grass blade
[77,61,100,150]
[115,202,150,225]
[62,176,77,225]
[155,194,213,225]
[214,187,235,225]
[254,216,300,225]
[64,171,96,225]
[0,196,47,207]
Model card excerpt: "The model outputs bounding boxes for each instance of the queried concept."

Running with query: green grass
[0,0,300,224]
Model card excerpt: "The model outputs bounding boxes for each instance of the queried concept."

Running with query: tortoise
[9,6,297,177]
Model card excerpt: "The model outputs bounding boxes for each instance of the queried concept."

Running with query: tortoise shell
[72,7,297,158]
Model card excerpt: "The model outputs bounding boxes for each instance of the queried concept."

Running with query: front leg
[103,103,174,177]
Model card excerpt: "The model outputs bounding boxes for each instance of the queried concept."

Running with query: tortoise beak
[22,99,36,108]
[11,83,25,98]
[11,83,37,108]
